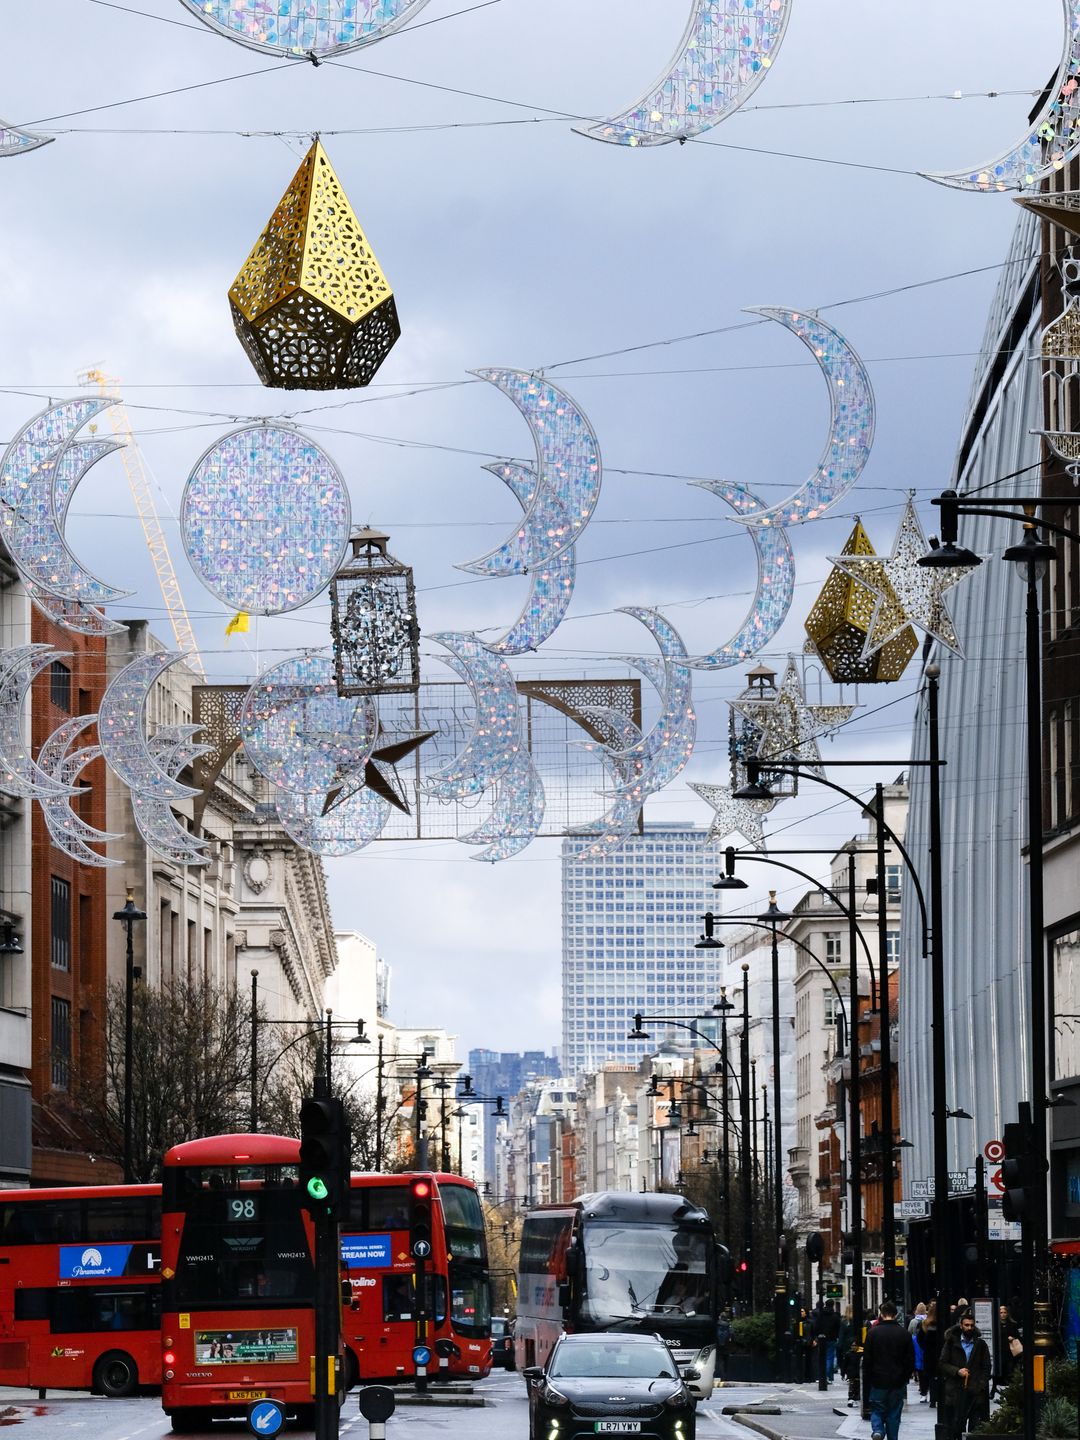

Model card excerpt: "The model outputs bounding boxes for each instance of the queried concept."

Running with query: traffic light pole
[300,1077,347,1440]
[314,1206,340,1440]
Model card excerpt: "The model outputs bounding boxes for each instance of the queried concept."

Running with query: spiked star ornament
[323,728,435,816]
[731,657,853,775]
[831,498,978,658]
[689,782,775,847]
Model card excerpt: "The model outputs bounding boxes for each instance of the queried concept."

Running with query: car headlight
[695,1346,712,1364]
[543,1385,570,1408]
[665,1388,694,1409]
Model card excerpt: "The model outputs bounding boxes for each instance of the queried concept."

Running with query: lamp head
[628,1013,651,1040]
[1003,523,1057,581]
[694,912,725,950]
[917,535,982,569]
[757,890,791,925]
[712,987,735,1014]
[946,1107,972,1121]
[713,845,748,890]
[0,922,23,956]
[113,888,147,924]
[350,1019,370,1045]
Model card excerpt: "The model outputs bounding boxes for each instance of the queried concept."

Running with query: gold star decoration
[804,520,918,684]
[731,657,854,775]
[690,782,774,847]
[831,499,979,658]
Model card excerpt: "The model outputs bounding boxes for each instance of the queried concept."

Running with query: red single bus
[341,1172,491,1385]
[0,1183,161,1396]
[160,1133,323,1431]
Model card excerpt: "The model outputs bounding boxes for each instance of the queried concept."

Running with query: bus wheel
[93,1352,138,1398]
[343,1349,359,1392]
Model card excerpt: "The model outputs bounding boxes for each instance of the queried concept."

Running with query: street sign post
[357,1386,395,1440]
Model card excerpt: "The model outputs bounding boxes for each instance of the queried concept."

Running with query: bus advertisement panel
[341,1173,491,1385]
[160,1134,318,1430]
[0,1184,161,1396]
[514,1192,719,1399]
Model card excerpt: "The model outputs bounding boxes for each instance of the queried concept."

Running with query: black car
[491,1316,516,1370]
[523,1332,696,1440]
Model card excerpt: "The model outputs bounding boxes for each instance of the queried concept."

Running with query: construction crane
[78,368,205,677]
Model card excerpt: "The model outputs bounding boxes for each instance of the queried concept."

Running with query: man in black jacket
[863,1300,915,1440]
[938,1310,992,1438]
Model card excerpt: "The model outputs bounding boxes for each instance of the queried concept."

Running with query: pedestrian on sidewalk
[920,1301,941,1407]
[938,1309,991,1439]
[862,1299,915,1440]
[819,1300,841,1383]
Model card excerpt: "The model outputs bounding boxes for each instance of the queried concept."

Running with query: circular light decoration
[177,0,433,58]
[181,425,351,615]
[273,782,390,857]
[241,654,379,794]
[573,0,792,148]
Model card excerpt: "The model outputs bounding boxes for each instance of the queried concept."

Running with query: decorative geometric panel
[0,120,54,157]
[805,520,917,684]
[181,424,351,614]
[573,0,792,148]
[229,139,399,389]
[177,0,433,58]
[241,654,379,793]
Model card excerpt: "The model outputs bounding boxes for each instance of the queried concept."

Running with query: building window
[885,930,900,966]
[824,932,843,964]
[49,661,71,713]
[51,996,71,1089]
[885,865,902,902]
[51,878,71,971]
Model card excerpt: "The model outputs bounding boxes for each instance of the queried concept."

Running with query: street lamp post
[717,987,735,1245]
[250,1007,370,1130]
[113,889,146,1184]
[758,891,791,1371]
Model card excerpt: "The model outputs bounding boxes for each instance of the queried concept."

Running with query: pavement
[711,1380,938,1440]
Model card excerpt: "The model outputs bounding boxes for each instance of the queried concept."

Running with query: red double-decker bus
[341,1172,491,1386]
[0,1183,161,1396]
[160,1133,322,1431]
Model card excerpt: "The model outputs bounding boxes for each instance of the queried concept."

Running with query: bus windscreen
[581,1224,711,1328]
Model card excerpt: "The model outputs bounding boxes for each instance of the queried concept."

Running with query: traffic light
[410,1177,434,1260]
[1001,1117,1046,1223]
[299,1095,349,1218]
[841,1232,856,1267]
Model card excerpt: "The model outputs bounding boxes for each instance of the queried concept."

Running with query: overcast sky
[1,0,1056,1058]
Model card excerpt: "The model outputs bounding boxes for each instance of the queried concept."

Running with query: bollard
[816,1332,827,1391]
[357,1385,396,1440]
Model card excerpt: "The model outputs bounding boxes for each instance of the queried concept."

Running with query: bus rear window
[169,1182,313,1310]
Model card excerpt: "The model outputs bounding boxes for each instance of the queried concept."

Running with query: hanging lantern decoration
[804,520,917,684]
[330,528,420,696]
[229,138,400,390]
[1037,249,1080,482]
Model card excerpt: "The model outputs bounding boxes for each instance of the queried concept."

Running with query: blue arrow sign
[412,1345,431,1367]
[246,1400,285,1438]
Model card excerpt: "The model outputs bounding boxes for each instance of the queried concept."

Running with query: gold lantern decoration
[804,520,917,684]
[229,138,400,389]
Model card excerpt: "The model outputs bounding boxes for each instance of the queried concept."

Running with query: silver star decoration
[690,782,775,847]
[731,657,853,776]
[831,498,978,658]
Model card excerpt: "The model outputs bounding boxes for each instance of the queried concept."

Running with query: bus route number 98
[228,1198,258,1222]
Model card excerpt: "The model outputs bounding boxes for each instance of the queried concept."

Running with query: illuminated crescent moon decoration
[420,633,523,800]
[181,425,351,616]
[241,654,379,794]
[98,652,200,801]
[23,579,128,637]
[3,436,131,604]
[177,0,433,58]
[922,0,1080,191]
[687,480,794,670]
[477,463,578,656]
[573,0,791,148]
[461,370,601,575]
[0,646,80,800]
[607,609,696,789]
[458,748,546,863]
[0,119,53,157]
[730,309,875,530]
[273,782,391,858]
[571,709,646,862]
[0,396,112,518]
[129,728,212,866]
[38,719,123,866]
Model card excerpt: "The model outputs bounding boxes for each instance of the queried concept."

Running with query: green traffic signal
[307,1176,330,1202]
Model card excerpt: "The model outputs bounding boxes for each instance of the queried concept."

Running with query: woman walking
[919,1300,941,1407]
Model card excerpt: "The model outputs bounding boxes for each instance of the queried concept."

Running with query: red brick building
[28,610,114,1184]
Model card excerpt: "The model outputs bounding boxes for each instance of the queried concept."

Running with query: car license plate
[595,1424,641,1434]
[227,1390,268,1401]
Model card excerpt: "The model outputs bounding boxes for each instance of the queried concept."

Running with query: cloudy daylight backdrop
[0,0,1052,1054]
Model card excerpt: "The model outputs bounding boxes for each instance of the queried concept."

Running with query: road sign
[411,1238,432,1260]
[984,1139,1005,1163]
[910,1170,976,1199]
[899,1199,929,1218]
[412,1345,432,1368]
[990,1167,1004,1192]
[246,1401,285,1438]
[987,1196,1022,1242]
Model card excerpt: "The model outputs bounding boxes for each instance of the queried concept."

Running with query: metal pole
[741,970,753,1308]
[374,1036,385,1171]
[721,994,732,1245]
[123,911,135,1185]
[975,1154,990,1298]
[927,669,952,1358]
[847,852,864,1349]
[415,1064,428,1170]
[771,922,786,1367]
[1022,559,1049,1440]
[876,784,897,1298]
[325,1008,333,1094]
[250,969,259,1133]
